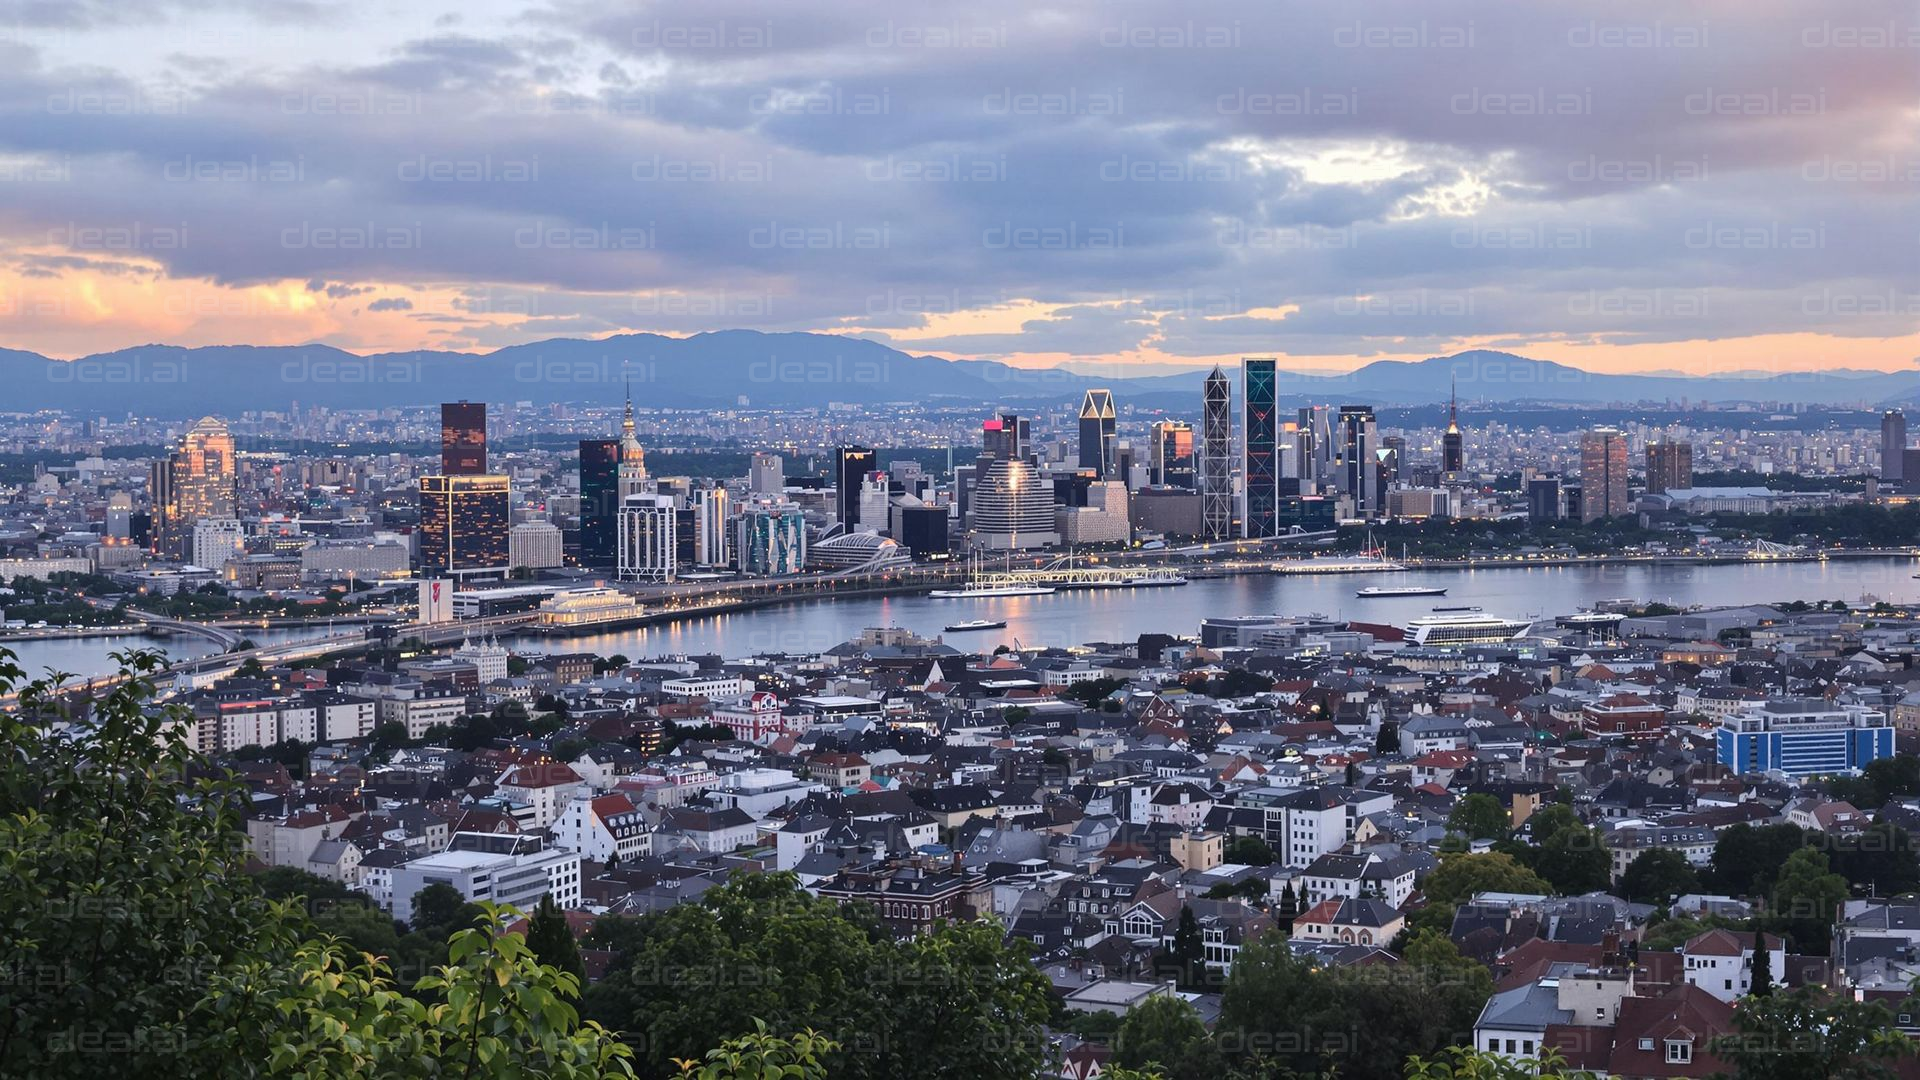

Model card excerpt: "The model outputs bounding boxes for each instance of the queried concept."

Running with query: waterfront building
[616,493,677,582]
[538,587,643,627]
[155,416,238,558]
[737,500,807,575]
[418,474,510,576]
[971,458,1058,550]
[1242,358,1278,537]
[508,520,564,570]
[1150,420,1196,489]
[578,438,620,569]
[693,487,731,567]
[1580,427,1630,522]
[1200,365,1233,540]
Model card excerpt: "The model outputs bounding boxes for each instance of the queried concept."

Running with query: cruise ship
[1274,553,1407,574]
[1355,585,1448,598]
[929,583,1055,598]
[1401,612,1533,646]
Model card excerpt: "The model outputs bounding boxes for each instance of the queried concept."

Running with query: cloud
[0,0,1911,370]
[367,296,413,311]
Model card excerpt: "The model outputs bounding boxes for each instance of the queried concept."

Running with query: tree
[1224,835,1277,866]
[1375,720,1399,756]
[673,1023,834,1080]
[1215,935,1326,1076]
[1114,995,1211,1078]
[584,872,1050,1080]
[0,646,634,1079]
[1164,907,1207,990]
[1423,852,1552,907]
[527,892,586,984]
[1748,942,1775,997]
[1767,846,1850,953]
[1707,822,1805,896]
[1618,848,1698,903]
[1448,793,1511,840]
[1524,806,1611,896]
[1711,987,1910,1080]
[1406,1046,1601,1078]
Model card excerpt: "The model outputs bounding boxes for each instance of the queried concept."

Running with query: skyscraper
[1645,441,1693,495]
[1884,410,1907,484]
[1337,405,1378,517]
[1442,379,1464,475]
[1149,420,1195,489]
[970,458,1058,550]
[419,474,510,575]
[1526,476,1563,523]
[156,416,238,557]
[693,487,731,567]
[1296,405,1332,491]
[1242,358,1278,538]
[1078,389,1117,478]
[983,413,1029,463]
[616,493,677,582]
[749,452,785,494]
[440,402,487,475]
[578,438,620,568]
[1200,365,1232,540]
[835,445,876,528]
[1580,427,1630,522]
[616,382,649,497]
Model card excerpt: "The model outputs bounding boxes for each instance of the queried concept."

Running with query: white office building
[191,518,247,571]
[616,494,677,582]
[693,487,731,568]
[382,833,581,923]
[508,520,564,570]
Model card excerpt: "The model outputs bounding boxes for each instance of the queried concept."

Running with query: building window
[1666,1040,1692,1064]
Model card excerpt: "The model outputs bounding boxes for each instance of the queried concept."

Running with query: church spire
[1446,375,1459,433]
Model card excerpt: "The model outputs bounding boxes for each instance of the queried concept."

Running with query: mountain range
[5,332,1915,416]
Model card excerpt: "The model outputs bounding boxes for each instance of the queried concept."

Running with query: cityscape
[5,3,1920,1080]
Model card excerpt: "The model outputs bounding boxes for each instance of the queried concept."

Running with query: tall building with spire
[1442,378,1464,475]
[1200,365,1233,540]
[616,377,649,498]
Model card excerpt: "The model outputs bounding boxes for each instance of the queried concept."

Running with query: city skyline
[0,1,1912,376]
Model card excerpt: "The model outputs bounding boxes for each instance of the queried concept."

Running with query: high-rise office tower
[418,474,510,575]
[1242,358,1278,537]
[1149,420,1196,489]
[835,445,876,528]
[616,493,677,582]
[693,487,731,567]
[1337,405,1378,516]
[982,413,1030,463]
[737,499,807,575]
[1078,389,1118,478]
[1200,366,1233,540]
[1526,476,1563,523]
[970,458,1058,550]
[578,438,620,569]
[156,416,238,557]
[749,452,785,494]
[1645,441,1693,495]
[1379,435,1406,487]
[1442,379,1464,475]
[1884,410,1907,484]
[440,402,487,475]
[1580,427,1630,522]
[1296,405,1332,490]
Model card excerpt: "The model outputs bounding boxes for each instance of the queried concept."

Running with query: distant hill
[3,333,1914,415]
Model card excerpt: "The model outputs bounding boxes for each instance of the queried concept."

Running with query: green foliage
[1640,912,1749,954]
[1448,794,1510,841]
[1617,848,1698,903]
[1517,805,1610,896]
[584,872,1051,1080]
[1828,756,1920,808]
[1162,907,1209,991]
[671,1022,834,1080]
[0,646,633,1079]
[1423,852,1552,907]
[1706,822,1806,896]
[1811,823,1920,897]
[1710,987,1910,1080]
[1058,677,1129,708]
[1405,1045,1600,1078]
[1114,995,1214,1079]
[1765,847,1851,953]
[528,892,587,984]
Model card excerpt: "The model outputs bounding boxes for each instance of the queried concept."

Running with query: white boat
[1356,585,1448,598]
[1402,612,1533,646]
[1276,532,1404,574]
[1118,571,1189,588]
[930,584,1055,598]
[943,618,1007,632]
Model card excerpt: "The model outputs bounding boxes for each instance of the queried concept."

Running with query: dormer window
[1666,1039,1692,1064]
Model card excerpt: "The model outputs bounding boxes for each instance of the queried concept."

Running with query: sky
[0,0,1914,375]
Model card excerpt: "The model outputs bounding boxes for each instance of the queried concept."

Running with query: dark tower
[1442,378,1464,475]
[578,438,620,568]
[836,445,876,528]
[441,401,487,475]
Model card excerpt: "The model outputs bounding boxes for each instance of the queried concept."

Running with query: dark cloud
[366,296,412,311]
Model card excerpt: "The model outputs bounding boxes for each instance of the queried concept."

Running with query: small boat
[1355,585,1448,598]
[1432,604,1482,613]
[1118,572,1189,588]
[929,584,1055,598]
[944,618,1007,632]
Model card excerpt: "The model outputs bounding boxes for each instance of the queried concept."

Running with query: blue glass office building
[1715,699,1893,776]
[1242,358,1278,538]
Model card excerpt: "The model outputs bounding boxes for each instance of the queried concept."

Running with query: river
[9,557,1916,681]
